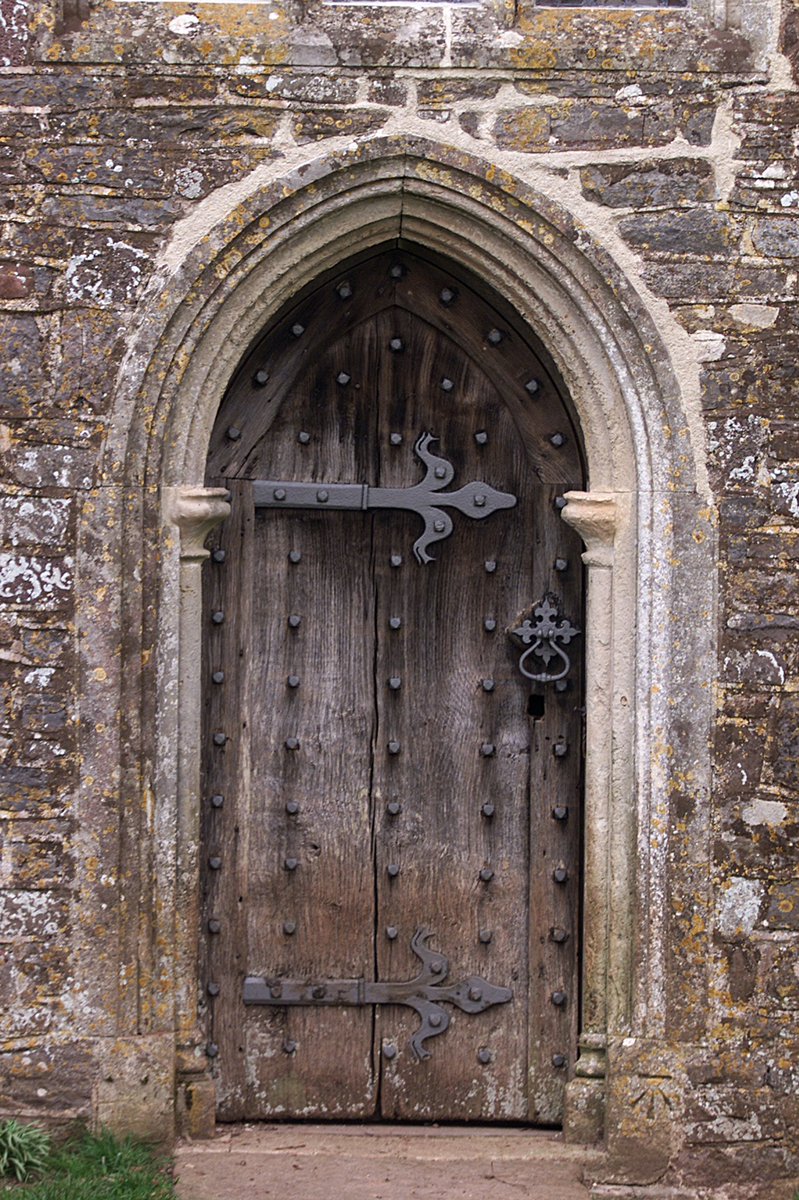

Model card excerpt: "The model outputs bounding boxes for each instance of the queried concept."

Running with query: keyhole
[527,694,546,720]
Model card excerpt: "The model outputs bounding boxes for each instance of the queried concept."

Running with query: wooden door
[201,247,585,1124]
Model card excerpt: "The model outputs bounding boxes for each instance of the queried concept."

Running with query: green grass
[0,1122,50,1183]
[0,1129,177,1200]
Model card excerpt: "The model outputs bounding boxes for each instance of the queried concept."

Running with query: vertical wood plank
[201,480,253,1119]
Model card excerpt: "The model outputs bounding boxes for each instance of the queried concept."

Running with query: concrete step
[175,1123,603,1200]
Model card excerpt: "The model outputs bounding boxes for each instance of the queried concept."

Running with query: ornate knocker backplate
[509,594,581,684]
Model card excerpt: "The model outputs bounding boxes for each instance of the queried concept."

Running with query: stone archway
[94,137,715,1145]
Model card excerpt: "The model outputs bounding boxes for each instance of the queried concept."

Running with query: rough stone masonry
[1,0,798,1193]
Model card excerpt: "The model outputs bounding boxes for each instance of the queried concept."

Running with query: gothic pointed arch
[94,138,715,1138]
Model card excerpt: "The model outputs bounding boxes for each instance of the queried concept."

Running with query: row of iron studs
[240,261,569,456]
[204,542,226,1060]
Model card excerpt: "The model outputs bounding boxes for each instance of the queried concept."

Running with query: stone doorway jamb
[100,140,715,1146]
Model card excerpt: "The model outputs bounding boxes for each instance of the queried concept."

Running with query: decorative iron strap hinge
[252,432,517,564]
[243,927,513,1061]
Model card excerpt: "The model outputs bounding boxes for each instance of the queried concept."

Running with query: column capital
[560,491,619,568]
[167,486,231,562]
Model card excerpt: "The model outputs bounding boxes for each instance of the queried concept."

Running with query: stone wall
[1,0,798,1194]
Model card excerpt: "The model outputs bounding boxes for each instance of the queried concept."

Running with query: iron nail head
[212,670,224,684]
[552,1053,567,1068]
[487,329,503,345]
[208,918,221,934]
[386,800,402,816]
[550,432,565,447]
[475,431,488,445]
[284,857,299,871]
[212,548,226,563]
[485,560,497,573]
[210,793,224,808]
[551,990,568,1007]
[336,372,351,386]
[480,867,495,882]
[274,487,286,501]
[213,732,226,746]
[525,378,540,395]
[390,337,403,351]
[206,1042,219,1058]
[481,803,495,818]
[283,920,296,935]
[226,426,241,441]
[254,369,269,387]
[208,856,222,870]
[480,742,496,757]
[389,676,401,690]
[383,1043,397,1060]
[298,431,311,444]
[336,282,352,299]
[207,982,220,997]
[288,614,301,627]
[285,737,300,750]
[211,610,225,624]
[390,554,403,568]
[440,377,454,392]
[477,1048,492,1064]
[317,489,329,503]
[387,863,400,877]
[285,800,300,815]
[292,323,305,337]
[388,740,401,755]
[554,557,568,571]
[389,616,402,630]
[386,925,398,939]
[288,550,302,563]
[283,1039,297,1054]
[288,675,300,688]
[484,617,497,632]
[482,678,495,692]
[479,929,493,944]
[390,433,403,446]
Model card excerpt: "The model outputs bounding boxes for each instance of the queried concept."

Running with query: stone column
[167,486,231,1137]
[559,490,623,1143]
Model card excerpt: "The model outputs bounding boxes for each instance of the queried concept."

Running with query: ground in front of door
[174,1125,599,1199]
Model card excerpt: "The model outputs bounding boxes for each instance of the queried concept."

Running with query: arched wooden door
[201,246,585,1124]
